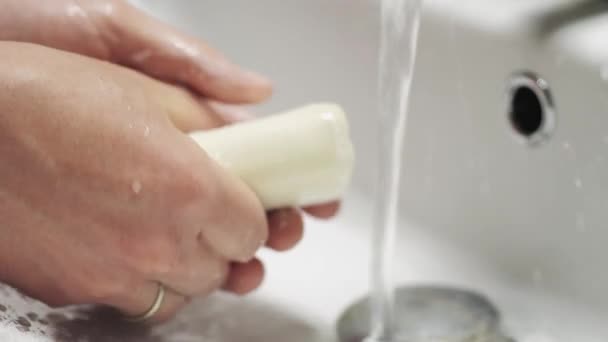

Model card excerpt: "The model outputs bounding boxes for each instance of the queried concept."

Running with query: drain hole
[510,87,543,137]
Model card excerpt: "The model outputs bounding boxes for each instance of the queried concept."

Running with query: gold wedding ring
[124,282,165,323]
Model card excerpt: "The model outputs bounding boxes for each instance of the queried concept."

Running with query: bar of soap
[189,103,355,210]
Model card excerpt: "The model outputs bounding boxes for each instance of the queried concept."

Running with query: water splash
[131,49,153,64]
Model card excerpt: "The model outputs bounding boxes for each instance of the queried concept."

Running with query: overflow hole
[510,87,543,136]
[507,72,556,145]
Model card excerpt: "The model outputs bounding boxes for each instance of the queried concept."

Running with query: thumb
[108,1,272,104]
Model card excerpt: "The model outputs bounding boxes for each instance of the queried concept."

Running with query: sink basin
[1,0,607,341]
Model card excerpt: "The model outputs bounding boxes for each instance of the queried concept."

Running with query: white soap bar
[189,103,355,210]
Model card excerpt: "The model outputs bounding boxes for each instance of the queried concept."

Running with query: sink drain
[337,286,512,342]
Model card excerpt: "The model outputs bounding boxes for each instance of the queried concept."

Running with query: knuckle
[209,260,230,291]
[73,0,122,60]
[237,209,268,261]
[175,256,228,296]
[165,152,269,263]
[165,158,217,216]
[196,259,230,295]
[93,0,127,24]
[208,196,267,262]
[121,234,181,278]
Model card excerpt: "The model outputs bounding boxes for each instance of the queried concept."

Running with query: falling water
[367,0,423,341]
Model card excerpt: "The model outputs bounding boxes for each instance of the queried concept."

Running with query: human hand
[0,42,271,322]
[0,0,341,222]
[0,0,343,321]
[0,0,271,104]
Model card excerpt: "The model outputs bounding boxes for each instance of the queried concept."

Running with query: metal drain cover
[337,286,510,342]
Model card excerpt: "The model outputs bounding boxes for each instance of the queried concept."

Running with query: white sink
[1,0,607,341]
[130,1,608,341]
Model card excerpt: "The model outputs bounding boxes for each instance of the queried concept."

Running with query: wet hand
[0,42,270,322]
[0,0,271,103]
[0,0,343,321]
[0,42,340,323]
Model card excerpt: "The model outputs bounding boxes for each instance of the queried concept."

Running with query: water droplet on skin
[170,39,201,58]
[144,126,151,137]
[131,49,153,64]
[65,4,86,17]
[131,180,142,195]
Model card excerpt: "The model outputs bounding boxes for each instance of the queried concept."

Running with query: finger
[111,281,188,324]
[150,83,268,262]
[303,201,341,219]
[148,82,226,132]
[206,101,256,124]
[222,258,265,295]
[266,208,304,251]
[156,245,229,297]
[197,159,269,262]
[111,2,272,103]
[169,131,268,262]
[149,81,254,132]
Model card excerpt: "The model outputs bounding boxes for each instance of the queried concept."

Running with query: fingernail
[225,107,254,122]
[210,103,254,122]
